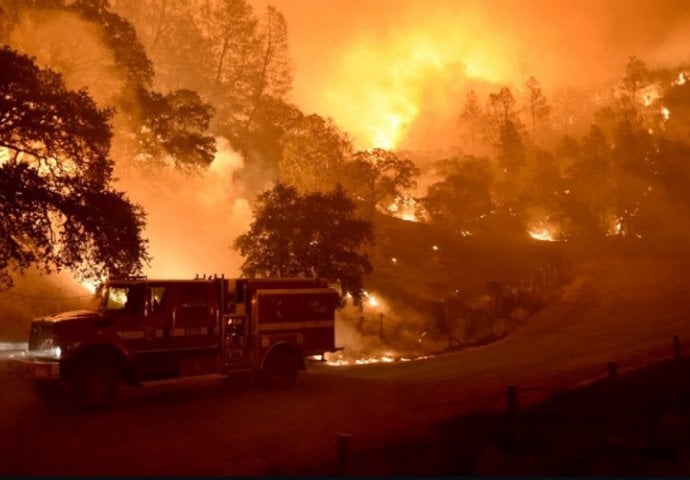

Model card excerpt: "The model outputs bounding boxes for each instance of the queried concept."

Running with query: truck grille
[28,322,54,351]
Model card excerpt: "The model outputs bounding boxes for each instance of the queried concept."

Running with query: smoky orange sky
[256,0,690,150]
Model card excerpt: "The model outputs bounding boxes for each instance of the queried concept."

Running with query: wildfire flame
[80,279,99,294]
[320,17,514,149]
[640,84,661,107]
[527,219,562,242]
[607,216,624,236]
[529,229,556,242]
[323,350,429,367]
[387,195,419,222]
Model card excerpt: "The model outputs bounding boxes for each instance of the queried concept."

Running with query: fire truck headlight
[37,337,62,359]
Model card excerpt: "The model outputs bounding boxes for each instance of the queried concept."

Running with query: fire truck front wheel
[262,348,299,388]
[73,353,120,410]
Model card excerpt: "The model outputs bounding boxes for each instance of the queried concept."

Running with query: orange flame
[320,19,514,149]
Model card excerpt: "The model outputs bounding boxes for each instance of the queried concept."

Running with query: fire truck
[12,276,339,408]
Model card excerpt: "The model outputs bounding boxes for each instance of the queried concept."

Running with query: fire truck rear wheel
[73,355,120,410]
[263,349,298,388]
[32,380,63,402]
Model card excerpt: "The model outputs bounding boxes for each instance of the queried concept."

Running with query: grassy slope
[315,226,690,475]
[368,214,568,301]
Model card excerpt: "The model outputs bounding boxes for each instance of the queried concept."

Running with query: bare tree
[524,76,551,144]
[458,90,483,153]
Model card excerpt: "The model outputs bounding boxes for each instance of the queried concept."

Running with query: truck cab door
[108,284,178,381]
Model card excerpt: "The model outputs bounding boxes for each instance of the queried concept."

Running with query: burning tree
[0,47,148,288]
[234,183,373,304]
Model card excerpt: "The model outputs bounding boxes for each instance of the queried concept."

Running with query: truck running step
[141,373,227,387]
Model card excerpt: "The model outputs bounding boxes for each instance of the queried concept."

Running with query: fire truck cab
[12,276,339,408]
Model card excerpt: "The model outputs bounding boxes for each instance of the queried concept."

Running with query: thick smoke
[6,9,254,280]
[264,0,690,150]
[116,140,252,279]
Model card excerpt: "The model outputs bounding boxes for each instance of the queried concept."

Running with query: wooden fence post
[673,335,682,361]
[608,361,617,386]
[506,384,519,446]
[336,433,352,475]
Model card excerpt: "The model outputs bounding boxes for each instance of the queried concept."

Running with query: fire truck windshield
[94,285,135,312]
[86,284,105,311]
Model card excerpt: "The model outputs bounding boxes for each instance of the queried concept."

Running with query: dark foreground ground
[313,356,690,476]
[2,252,690,476]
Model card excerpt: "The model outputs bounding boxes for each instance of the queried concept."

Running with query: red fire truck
[12,276,339,408]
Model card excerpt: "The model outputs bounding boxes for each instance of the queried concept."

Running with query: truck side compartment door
[166,282,221,377]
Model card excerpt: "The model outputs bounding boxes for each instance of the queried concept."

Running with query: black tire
[262,349,298,388]
[73,355,120,410]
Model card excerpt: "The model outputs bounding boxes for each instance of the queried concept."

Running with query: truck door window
[105,287,130,310]
[151,286,167,313]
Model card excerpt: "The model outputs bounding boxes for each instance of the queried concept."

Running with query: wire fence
[330,333,687,473]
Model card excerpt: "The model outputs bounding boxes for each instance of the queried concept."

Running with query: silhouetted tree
[486,87,518,141]
[3,0,216,169]
[111,0,211,92]
[132,87,215,169]
[486,87,526,172]
[344,149,420,218]
[234,183,373,304]
[243,6,292,131]
[523,76,551,143]
[561,126,612,236]
[420,155,494,235]
[621,56,652,103]
[71,0,216,168]
[458,90,483,153]
[497,119,526,173]
[0,47,147,287]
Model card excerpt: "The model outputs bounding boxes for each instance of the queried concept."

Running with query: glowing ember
[432,245,439,251]
[661,106,670,121]
[676,72,686,86]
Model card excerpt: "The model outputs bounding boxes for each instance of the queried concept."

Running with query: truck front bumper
[10,356,60,380]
